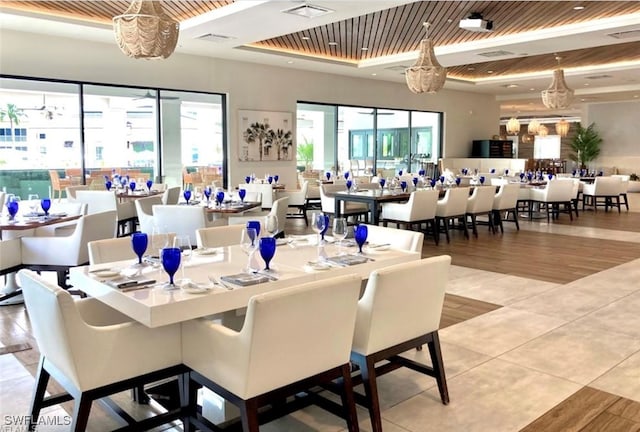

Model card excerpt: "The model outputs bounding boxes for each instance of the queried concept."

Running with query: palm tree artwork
[266,128,293,160]
[243,122,270,161]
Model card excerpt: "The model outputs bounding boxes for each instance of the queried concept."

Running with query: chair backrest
[48,169,62,189]
[320,184,344,214]
[611,175,630,193]
[65,185,89,201]
[150,183,168,192]
[466,186,496,213]
[363,224,424,253]
[196,224,245,249]
[544,179,575,201]
[290,181,309,206]
[437,187,470,217]
[162,187,181,205]
[493,183,520,210]
[242,183,274,209]
[135,195,163,234]
[153,205,208,245]
[75,190,117,214]
[241,274,361,398]
[88,236,137,265]
[410,189,439,220]
[353,256,451,355]
[270,196,289,235]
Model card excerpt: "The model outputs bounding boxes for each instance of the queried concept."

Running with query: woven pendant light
[541,56,574,109]
[405,23,447,94]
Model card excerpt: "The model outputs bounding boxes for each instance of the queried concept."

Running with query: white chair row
[20,254,451,432]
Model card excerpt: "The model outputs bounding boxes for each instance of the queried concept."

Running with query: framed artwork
[238,110,293,161]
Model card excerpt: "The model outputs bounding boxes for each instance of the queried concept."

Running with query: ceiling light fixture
[541,56,574,109]
[282,2,334,18]
[405,22,447,94]
[528,118,541,135]
[538,124,549,137]
[113,0,179,59]
[555,119,570,137]
[506,116,520,135]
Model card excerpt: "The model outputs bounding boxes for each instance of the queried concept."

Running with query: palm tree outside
[0,103,26,143]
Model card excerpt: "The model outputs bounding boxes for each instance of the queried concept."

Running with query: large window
[0,76,226,197]
[296,102,442,178]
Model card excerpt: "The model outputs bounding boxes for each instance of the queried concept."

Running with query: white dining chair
[492,183,520,232]
[276,180,309,225]
[435,187,470,243]
[196,224,245,249]
[19,270,186,432]
[181,274,362,432]
[380,189,439,244]
[350,256,451,432]
[134,194,163,234]
[227,197,289,238]
[530,179,575,221]
[465,186,496,236]
[162,186,181,205]
[362,224,424,253]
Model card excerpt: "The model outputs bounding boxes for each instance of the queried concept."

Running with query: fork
[208,275,233,290]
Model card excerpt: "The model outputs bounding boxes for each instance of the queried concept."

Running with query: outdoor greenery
[569,122,602,169]
[297,136,314,169]
[0,103,26,143]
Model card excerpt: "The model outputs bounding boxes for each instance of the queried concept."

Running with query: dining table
[333,189,411,225]
[1,213,82,305]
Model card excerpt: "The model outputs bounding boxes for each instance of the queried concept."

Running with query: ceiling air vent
[607,29,640,40]
[477,50,514,58]
[385,65,411,72]
[585,74,612,80]
[282,3,334,18]
[196,33,235,43]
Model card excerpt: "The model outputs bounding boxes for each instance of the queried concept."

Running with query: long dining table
[69,236,419,328]
[333,189,411,225]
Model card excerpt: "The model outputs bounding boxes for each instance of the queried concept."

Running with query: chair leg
[622,193,629,211]
[71,393,92,432]
[357,356,383,432]
[442,218,450,243]
[239,398,260,432]
[427,332,449,405]
[429,220,439,245]
[339,364,360,432]
[179,372,198,432]
[29,357,50,431]
[470,214,478,238]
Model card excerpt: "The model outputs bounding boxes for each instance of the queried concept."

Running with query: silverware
[208,276,233,290]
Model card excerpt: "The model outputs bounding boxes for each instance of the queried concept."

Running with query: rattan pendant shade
[405,23,447,94]
[541,57,574,109]
[113,0,179,59]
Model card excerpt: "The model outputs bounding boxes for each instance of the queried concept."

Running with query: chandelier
[405,23,447,94]
[541,56,574,109]
[528,118,541,135]
[538,124,549,137]
[113,0,179,59]
[506,117,520,135]
[555,119,570,137]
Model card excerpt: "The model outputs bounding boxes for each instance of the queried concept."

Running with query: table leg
[369,201,378,225]
[0,272,24,306]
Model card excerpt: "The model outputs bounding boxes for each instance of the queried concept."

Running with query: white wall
[0,29,500,188]
[585,101,640,174]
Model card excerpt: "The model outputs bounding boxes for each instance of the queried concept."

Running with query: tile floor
[1,215,640,431]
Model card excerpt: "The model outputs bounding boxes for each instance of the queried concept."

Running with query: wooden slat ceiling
[0,1,232,24]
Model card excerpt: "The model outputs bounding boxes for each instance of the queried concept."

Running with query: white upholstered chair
[32,202,88,237]
[435,187,470,243]
[320,184,368,221]
[134,194,163,234]
[65,185,89,202]
[530,179,575,221]
[362,224,424,253]
[162,186,181,205]
[21,210,117,287]
[238,183,274,209]
[75,190,136,236]
[228,197,289,238]
[581,176,623,212]
[465,186,497,236]
[611,174,630,211]
[19,270,185,432]
[380,189,439,244]
[196,224,245,249]
[492,183,520,232]
[181,274,362,432]
[153,205,218,246]
[276,180,309,225]
[351,256,451,432]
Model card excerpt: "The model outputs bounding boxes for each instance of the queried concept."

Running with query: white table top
[70,237,419,328]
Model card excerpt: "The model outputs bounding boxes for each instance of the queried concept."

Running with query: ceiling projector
[459,13,493,32]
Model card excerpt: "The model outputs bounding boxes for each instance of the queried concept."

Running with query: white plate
[93,269,121,279]
[194,248,217,256]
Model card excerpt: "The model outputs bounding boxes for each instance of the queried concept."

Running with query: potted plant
[569,122,602,169]
[629,173,640,193]
[297,136,314,172]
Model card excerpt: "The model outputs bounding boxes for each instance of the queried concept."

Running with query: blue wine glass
[247,221,261,245]
[259,237,276,271]
[379,178,386,190]
[346,180,353,191]
[121,176,127,188]
[354,225,368,254]
[479,176,486,185]
[548,174,554,181]
[455,177,461,186]
[183,190,191,204]
[439,175,445,185]
[412,177,418,188]
[505,169,509,176]
[572,170,577,177]
[268,176,273,184]
[400,181,407,192]
[105,180,112,190]
[320,214,329,242]
[245,175,251,184]
[527,173,533,182]
[146,179,153,191]
[490,168,496,174]
[131,232,148,265]
[161,247,181,289]
[398,169,403,176]
[520,173,525,181]
[238,188,246,203]
[430,178,437,188]
[129,181,136,192]
[215,191,225,207]
[326,172,331,181]
[40,198,51,216]
[419,169,425,176]
[344,171,350,180]
[274,175,279,183]
[6,200,18,221]
[203,186,212,204]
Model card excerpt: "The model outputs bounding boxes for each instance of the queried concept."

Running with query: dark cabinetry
[471,140,513,158]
